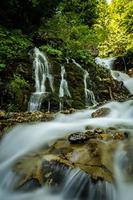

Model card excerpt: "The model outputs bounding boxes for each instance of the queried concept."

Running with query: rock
[0,112,54,140]
[17,178,41,191]
[113,132,125,140]
[13,135,122,191]
[91,107,110,118]
[61,108,76,114]
[98,133,113,141]
[68,131,96,144]
[128,68,133,77]
[94,128,104,134]
[0,110,6,119]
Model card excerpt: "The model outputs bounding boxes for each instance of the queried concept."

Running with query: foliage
[8,74,29,101]
[0,63,6,71]
[58,0,99,26]
[0,26,32,68]
[40,45,63,58]
[95,0,133,57]
[39,10,98,63]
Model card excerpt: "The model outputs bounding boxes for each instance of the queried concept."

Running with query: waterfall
[95,57,116,70]
[28,47,54,112]
[59,65,71,110]
[95,57,133,95]
[72,59,97,106]
[62,169,116,200]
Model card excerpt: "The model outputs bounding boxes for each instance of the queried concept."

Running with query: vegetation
[96,0,133,57]
[0,0,132,63]
[0,0,132,111]
[0,26,32,70]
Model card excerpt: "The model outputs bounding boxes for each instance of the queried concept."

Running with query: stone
[128,68,133,77]
[0,110,6,119]
[91,107,110,118]
[68,131,96,144]
[13,136,121,191]
[94,128,104,134]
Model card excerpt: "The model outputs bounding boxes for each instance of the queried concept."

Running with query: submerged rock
[91,107,110,118]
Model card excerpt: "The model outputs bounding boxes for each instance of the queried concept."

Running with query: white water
[0,100,133,200]
[59,65,71,110]
[114,143,133,200]
[95,57,116,70]
[28,48,54,111]
[72,59,97,106]
[95,57,133,94]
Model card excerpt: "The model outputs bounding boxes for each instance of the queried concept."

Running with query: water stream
[95,57,133,95]
[0,56,133,199]
[59,65,71,111]
[72,59,97,106]
[0,99,133,199]
[28,48,54,112]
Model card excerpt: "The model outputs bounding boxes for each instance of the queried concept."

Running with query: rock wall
[0,47,129,112]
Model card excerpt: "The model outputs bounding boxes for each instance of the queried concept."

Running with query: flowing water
[0,56,133,199]
[0,99,133,200]
[28,48,54,112]
[95,57,133,94]
[95,57,116,70]
[59,65,71,110]
[72,59,97,106]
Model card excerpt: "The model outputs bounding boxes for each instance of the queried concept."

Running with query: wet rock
[94,128,125,141]
[94,128,104,134]
[41,160,69,186]
[91,107,110,118]
[0,110,6,119]
[98,134,113,141]
[68,131,96,144]
[0,112,54,139]
[128,68,133,77]
[17,178,41,191]
[61,108,76,114]
[14,153,72,190]
[113,132,125,140]
[13,135,122,190]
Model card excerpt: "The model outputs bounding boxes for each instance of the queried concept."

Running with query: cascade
[59,65,71,110]
[95,57,116,70]
[114,142,133,200]
[95,57,133,94]
[72,59,97,106]
[0,100,133,199]
[28,47,54,112]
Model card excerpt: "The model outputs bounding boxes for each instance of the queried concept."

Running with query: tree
[96,0,133,57]
[0,0,62,32]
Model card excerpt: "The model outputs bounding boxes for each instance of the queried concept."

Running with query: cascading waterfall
[0,100,133,199]
[59,65,71,110]
[28,47,54,112]
[95,57,133,95]
[72,59,97,106]
[84,71,97,106]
